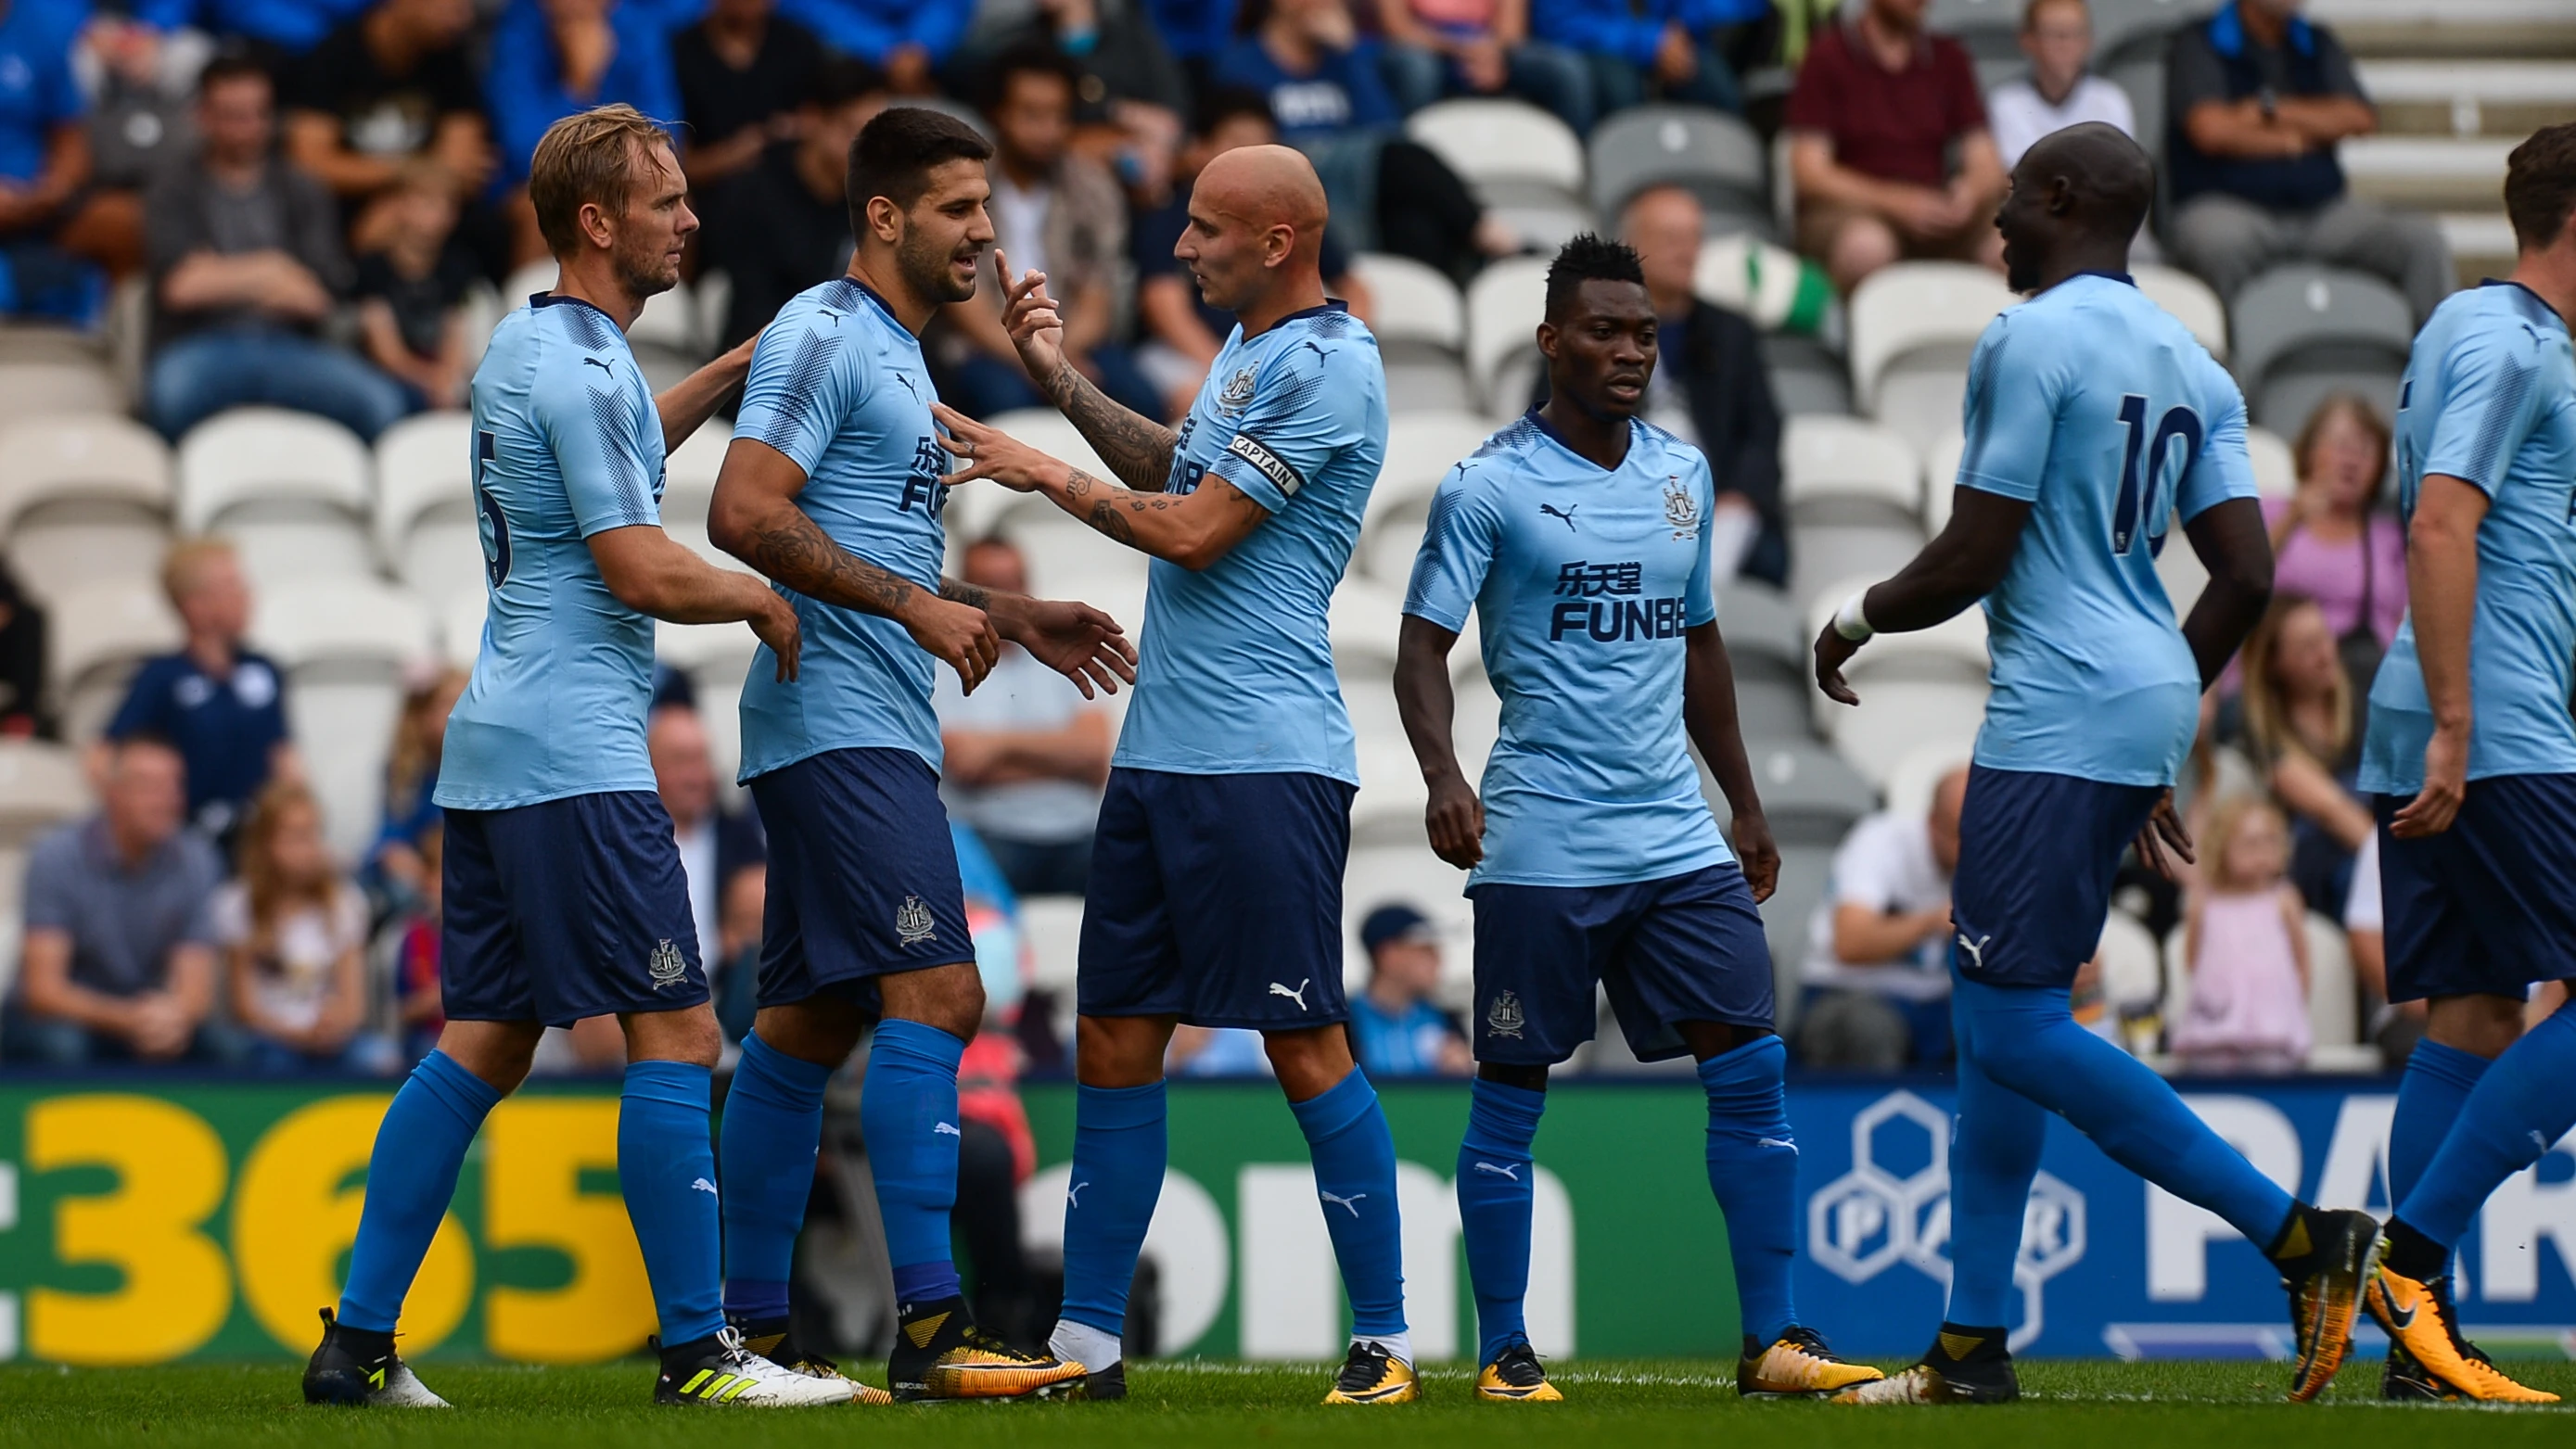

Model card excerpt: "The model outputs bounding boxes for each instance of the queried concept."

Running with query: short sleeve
[209,883,250,947]
[2166,26,2228,117]
[37,41,81,127]
[1684,456,1719,628]
[1204,332,1367,514]
[332,886,369,954]
[1954,319,2060,502]
[1939,40,1988,134]
[535,359,663,537]
[2422,330,2544,497]
[104,658,172,740]
[1829,816,1903,911]
[2179,362,2261,521]
[1401,464,1500,633]
[733,311,862,480]
[2315,30,2367,103]
[21,833,73,933]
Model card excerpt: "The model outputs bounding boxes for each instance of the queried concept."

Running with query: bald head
[1176,142,1331,317]
[2020,122,2153,236]
[1198,145,1328,255]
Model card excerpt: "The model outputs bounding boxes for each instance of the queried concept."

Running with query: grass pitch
[5,1359,2574,1449]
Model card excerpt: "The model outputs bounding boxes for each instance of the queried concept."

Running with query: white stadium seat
[2136,263,2230,362]
[1847,262,2016,451]
[374,411,481,610]
[1020,895,1084,993]
[440,589,486,669]
[50,579,182,741]
[1463,256,1550,418]
[1374,410,1495,515]
[1350,253,1475,413]
[2245,426,2297,499]
[0,359,121,425]
[1880,741,1973,823]
[1405,98,1593,248]
[177,407,376,584]
[0,739,90,851]
[2098,909,2163,1018]
[0,414,174,603]
[662,422,733,535]
[1783,416,1927,607]
[1342,843,1476,1003]
[1807,578,1987,785]
[255,579,437,861]
[1922,427,1964,530]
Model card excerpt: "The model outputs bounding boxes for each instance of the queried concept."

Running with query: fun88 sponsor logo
[1549,560,1686,643]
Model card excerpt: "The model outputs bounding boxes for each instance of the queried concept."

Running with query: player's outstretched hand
[903,591,1001,693]
[1813,624,1862,705]
[934,403,1054,493]
[1014,595,1138,699]
[748,591,801,682]
[995,248,1066,382]
[2392,727,2468,838]
[1426,771,1484,869]
[2130,789,2194,880]
[1730,809,1779,903]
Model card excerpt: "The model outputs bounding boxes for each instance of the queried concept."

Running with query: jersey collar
[2072,270,2137,286]
[1244,298,1348,338]
[846,278,906,331]
[2480,278,2570,336]
[529,290,620,324]
[2209,1,2315,58]
[1524,404,1638,475]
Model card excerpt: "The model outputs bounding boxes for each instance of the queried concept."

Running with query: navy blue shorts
[1078,768,1354,1029]
[2376,774,2576,1002]
[1469,863,1773,1066]
[442,791,708,1027]
[751,747,974,1011]
[1950,764,2161,989]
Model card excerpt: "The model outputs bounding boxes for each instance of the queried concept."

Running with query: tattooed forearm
[740,510,916,618]
[1047,358,1177,493]
[937,577,990,610]
[1084,498,1137,544]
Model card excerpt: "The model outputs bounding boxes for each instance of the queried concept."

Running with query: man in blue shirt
[309,105,842,1412]
[702,106,1127,1403]
[1397,235,1876,1404]
[107,539,295,850]
[485,0,682,193]
[1817,124,2375,1406]
[1345,904,1467,1079]
[934,142,1415,1405]
[2353,123,2576,1406]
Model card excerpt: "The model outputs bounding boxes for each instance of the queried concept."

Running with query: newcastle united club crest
[1486,989,1525,1040]
[648,938,688,991]
[1217,365,1257,418]
[896,895,937,947]
[1664,475,1701,540]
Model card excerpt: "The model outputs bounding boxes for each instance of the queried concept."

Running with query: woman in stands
[2265,393,2404,668]
[220,781,392,1074]
[2228,594,2371,921]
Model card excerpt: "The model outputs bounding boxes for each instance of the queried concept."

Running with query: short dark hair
[1193,84,1274,139]
[197,47,271,99]
[982,38,1083,113]
[804,56,885,112]
[1544,233,1647,320]
[846,106,994,233]
[2505,122,2576,253]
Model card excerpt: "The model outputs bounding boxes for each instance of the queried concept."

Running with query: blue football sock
[1956,976,2293,1242]
[1290,1068,1407,1339]
[2388,1039,2489,1241]
[1945,1028,2048,1329]
[718,1032,833,1321]
[621,1060,727,1346]
[338,1050,501,1332]
[1456,1077,1546,1364]
[1059,1080,1167,1341]
[861,1020,968,1310]
[1699,1036,1799,1347]
[2398,1003,2576,1250]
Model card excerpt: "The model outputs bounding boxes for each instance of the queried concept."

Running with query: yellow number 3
[29,1097,231,1365]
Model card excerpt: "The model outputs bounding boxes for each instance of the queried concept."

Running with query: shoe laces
[1336,1342,1393,1392]
[1775,1326,1843,1363]
[1490,1341,1547,1387]
[710,1326,796,1382]
[955,1325,1048,1364]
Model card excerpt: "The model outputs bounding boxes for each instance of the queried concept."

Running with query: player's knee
[879,960,987,1042]
[1076,1013,1177,1087]
[752,998,869,1066]
[436,1020,543,1095]
[1477,1060,1549,1092]
[623,1003,722,1068]
[1265,1023,1358,1100]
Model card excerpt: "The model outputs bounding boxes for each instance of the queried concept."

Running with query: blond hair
[529,104,675,257]
[160,537,237,608]
[2241,592,2352,767]
[236,780,340,970]
[2203,793,2288,891]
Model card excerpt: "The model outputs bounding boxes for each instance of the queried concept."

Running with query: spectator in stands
[107,539,299,848]
[1619,184,1785,588]
[709,858,763,1042]
[0,564,49,738]
[2267,391,2403,652]
[952,820,1040,1341]
[72,18,201,269]
[648,701,765,989]
[2228,592,2368,917]
[939,42,1159,418]
[672,0,822,189]
[1349,903,1469,1077]
[136,0,373,57]
[1144,0,1237,79]
[281,0,495,258]
[0,0,133,314]
[485,0,680,264]
[143,53,413,441]
[934,536,1112,896]
[391,819,443,1061]
[3,733,224,1064]
[215,779,389,1072]
[703,57,883,353]
[369,663,461,904]
[965,0,1189,200]
[1796,764,1967,1070]
[1531,0,1763,117]
[1218,0,1515,283]
[1129,88,1373,419]
[1985,0,2134,169]
[2165,0,2452,323]
[778,0,969,92]
[2171,793,2311,1074]
[1376,0,1593,135]
[352,165,474,412]
[1784,0,2004,293]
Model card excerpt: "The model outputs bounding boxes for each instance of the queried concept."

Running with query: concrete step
[2358,59,2576,136]
[2314,0,2576,57]
[2340,135,2515,211]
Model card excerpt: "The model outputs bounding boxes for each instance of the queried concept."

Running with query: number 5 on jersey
[474,428,512,587]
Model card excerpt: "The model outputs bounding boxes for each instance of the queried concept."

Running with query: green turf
[3,1360,2572,1449]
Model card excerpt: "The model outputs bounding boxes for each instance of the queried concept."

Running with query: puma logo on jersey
[580,356,614,374]
[1539,502,1579,531]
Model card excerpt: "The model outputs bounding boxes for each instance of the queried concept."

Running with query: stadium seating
[1348,252,1475,414]
[662,421,733,539]
[1343,841,1476,998]
[374,410,478,611]
[2159,909,2374,1072]
[176,407,376,586]
[1404,98,1594,249]
[657,618,759,786]
[50,579,182,741]
[2227,265,2415,433]
[1586,106,1770,235]
[1879,740,1974,824]
[1781,416,1926,608]
[1464,256,1551,418]
[2097,909,2164,1022]
[1847,262,2017,451]
[440,589,486,669]
[254,579,437,859]
[1371,409,1493,520]
[0,358,122,427]
[1806,580,1988,787]
[2136,263,2230,361]
[1715,582,1810,743]
[1723,737,1880,1023]
[0,414,173,604]
[0,739,89,852]
[1759,333,1855,417]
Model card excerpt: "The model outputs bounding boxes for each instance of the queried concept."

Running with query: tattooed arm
[997,252,1179,493]
[935,402,1272,571]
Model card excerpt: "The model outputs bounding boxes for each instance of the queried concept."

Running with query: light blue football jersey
[1114,301,1385,782]
[733,277,952,780]
[437,293,666,810]
[1404,413,1730,888]
[1956,272,2260,788]
[2359,282,2576,794]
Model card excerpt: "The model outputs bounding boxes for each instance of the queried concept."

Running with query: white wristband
[1832,591,1875,642]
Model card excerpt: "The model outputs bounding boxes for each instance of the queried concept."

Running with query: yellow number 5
[483,1099,655,1362]
[29,1096,231,1365]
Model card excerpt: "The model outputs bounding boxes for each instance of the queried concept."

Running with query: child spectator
[217,781,390,1073]
[2172,794,2312,1075]
[392,820,444,1062]
[1985,0,2134,169]
[369,663,464,907]
[352,167,474,412]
